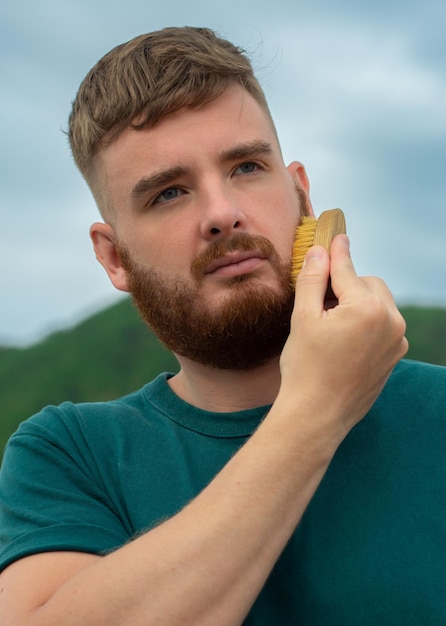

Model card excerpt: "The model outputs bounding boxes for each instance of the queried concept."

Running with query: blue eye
[236,162,258,175]
[155,187,182,204]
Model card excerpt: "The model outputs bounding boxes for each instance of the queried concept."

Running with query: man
[0,26,444,625]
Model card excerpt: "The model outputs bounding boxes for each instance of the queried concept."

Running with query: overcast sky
[1,0,445,346]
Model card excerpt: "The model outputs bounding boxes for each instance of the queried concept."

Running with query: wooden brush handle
[314,208,347,304]
[314,208,346,250]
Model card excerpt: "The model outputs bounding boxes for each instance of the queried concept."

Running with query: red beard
[118,232,294,370]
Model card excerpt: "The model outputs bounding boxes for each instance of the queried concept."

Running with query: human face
[92,85,313,312]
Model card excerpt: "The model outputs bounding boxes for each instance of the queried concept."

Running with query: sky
[1,0,445,346]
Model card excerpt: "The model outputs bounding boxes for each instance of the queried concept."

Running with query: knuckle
[296,261,324,283]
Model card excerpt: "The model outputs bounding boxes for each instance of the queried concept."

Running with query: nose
[199,186,246,240]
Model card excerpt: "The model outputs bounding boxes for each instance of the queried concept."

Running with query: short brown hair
[68,26,272,183]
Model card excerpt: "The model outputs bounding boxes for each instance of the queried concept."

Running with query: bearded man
[1,26,445,626]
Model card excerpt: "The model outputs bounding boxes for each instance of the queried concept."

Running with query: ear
[286,161,315,217]
[90,222,130,293]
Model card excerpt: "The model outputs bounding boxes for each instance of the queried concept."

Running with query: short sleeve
[0,406,129,572]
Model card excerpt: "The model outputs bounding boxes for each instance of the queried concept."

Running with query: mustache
[191,233,278,281]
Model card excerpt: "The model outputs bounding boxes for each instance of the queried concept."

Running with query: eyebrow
[131,164,190,200]
[130,140,274,200]
[219,140,274,162]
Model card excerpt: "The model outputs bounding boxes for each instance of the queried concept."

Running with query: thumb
[328,234,359,300]
[293,245,330,314]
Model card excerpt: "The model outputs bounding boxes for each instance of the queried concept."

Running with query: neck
[168,355,282,413]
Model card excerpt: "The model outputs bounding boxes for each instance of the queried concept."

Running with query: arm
[0,236,408,626]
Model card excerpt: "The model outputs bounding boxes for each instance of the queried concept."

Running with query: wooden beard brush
[290,208,347,288]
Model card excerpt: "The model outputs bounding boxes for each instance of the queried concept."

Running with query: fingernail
[339,234,350,249]
[302,246,323,268]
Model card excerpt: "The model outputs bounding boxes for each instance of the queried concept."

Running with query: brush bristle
[290,216,318,286]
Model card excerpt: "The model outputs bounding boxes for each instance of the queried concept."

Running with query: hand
[279,234,408,440]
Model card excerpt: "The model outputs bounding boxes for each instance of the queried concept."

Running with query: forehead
[95,86,280,201]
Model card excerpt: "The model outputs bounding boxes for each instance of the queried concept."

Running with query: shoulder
[337,359,446,475]
[6,372,174,454]
[385,358,446,396]
[370,358,446,431]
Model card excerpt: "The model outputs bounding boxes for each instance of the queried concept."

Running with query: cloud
[1,0,445,345]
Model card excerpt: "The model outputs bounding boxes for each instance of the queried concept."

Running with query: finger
[329,235,363,300]
[294,245,330,315]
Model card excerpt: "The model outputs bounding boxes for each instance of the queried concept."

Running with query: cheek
[130,225,195,275]
[265,191,301,261]
[279,227,298,266]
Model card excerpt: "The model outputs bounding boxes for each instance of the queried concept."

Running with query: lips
[204,250,267,276]
[191,233,277,282]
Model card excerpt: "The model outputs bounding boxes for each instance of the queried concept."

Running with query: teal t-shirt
[1,359,445,624]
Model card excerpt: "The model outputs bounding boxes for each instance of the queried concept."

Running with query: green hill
[398,306,446,366]
[1,300,445,460]
[0,297,178,460]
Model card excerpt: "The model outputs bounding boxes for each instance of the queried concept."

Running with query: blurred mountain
[0,297,178,460]
[1,300,445,460]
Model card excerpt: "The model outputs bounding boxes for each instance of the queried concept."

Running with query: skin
[92,86,314,409]
[0,85,408,626]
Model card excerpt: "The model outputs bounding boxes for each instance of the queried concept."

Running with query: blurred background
[1,0,445,347]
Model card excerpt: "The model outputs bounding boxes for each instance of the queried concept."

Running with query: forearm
[31,401,339,626]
